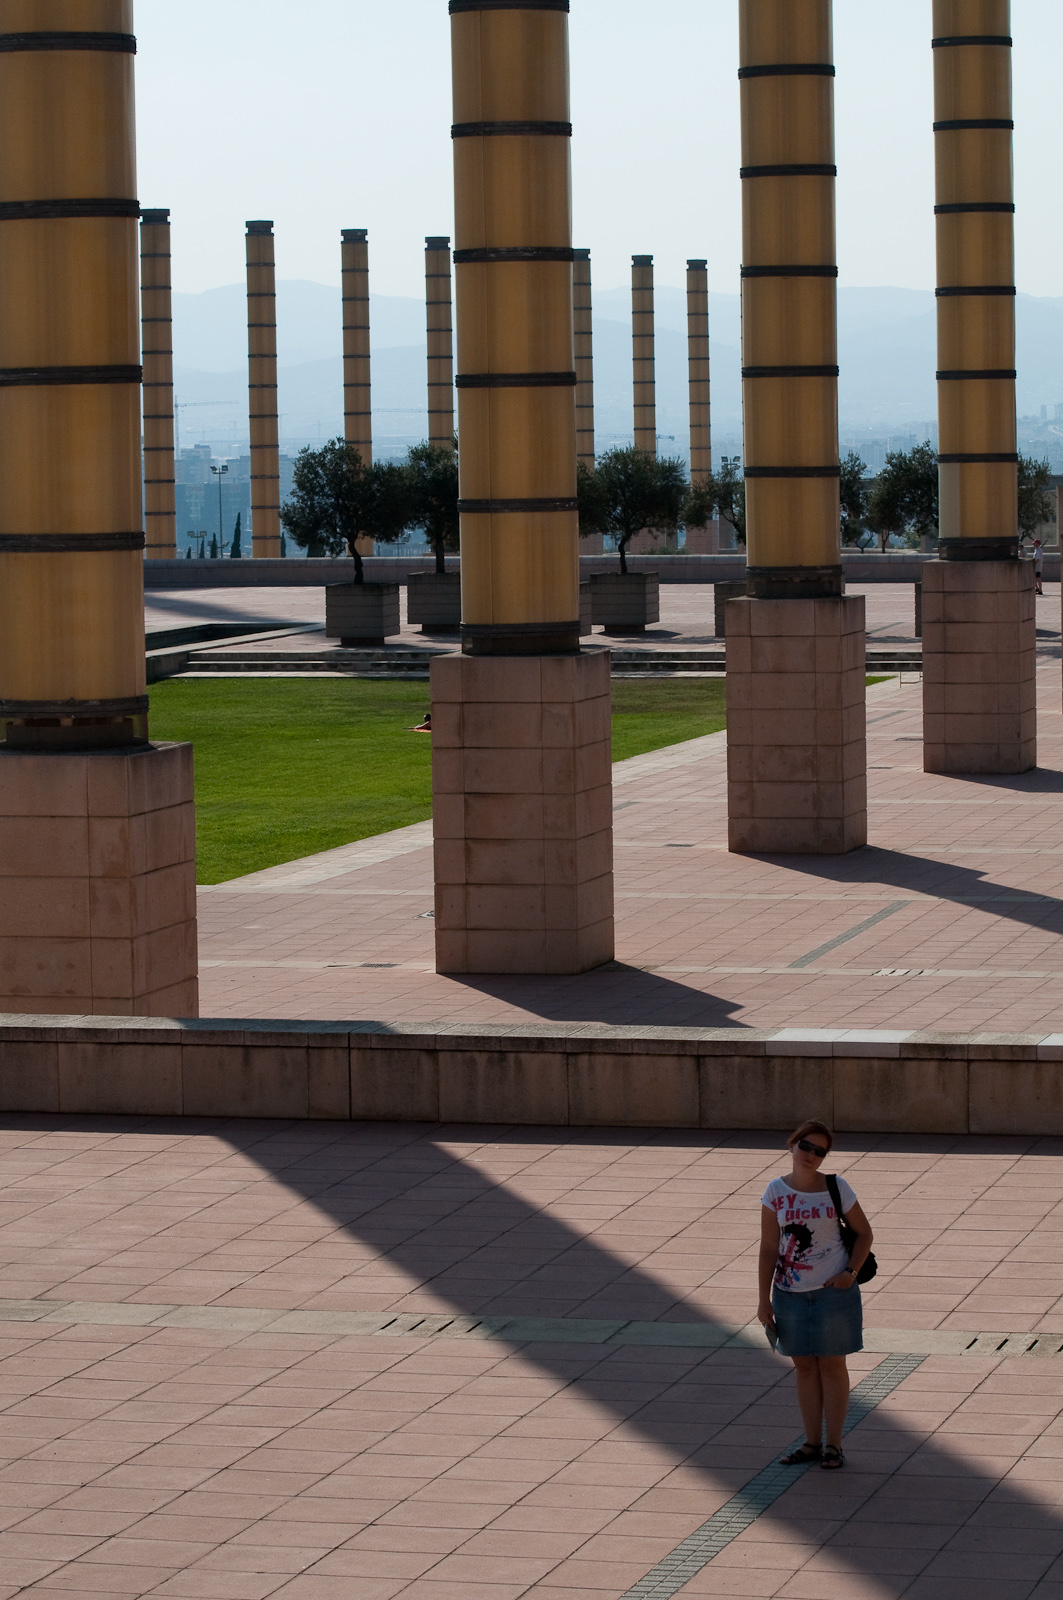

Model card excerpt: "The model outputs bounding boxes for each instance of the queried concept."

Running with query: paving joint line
[0,1300,1061,1357]
[788,901,912,968]
[619,1354,926,1600]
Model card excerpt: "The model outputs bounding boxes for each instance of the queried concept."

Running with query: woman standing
[757,1120,874,1471]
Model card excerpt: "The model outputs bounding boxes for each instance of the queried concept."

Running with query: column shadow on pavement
[443,967,747,1027]
[780,845,1063,943]
[241,1119,1063,1596]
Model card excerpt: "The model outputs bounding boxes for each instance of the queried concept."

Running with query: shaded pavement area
[1,1120,1063,1597]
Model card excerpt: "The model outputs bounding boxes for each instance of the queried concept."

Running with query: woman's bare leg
[792,1356,824,1446]
[819,1356,850,1449]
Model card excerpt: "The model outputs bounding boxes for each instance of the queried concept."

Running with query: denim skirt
[772,1284,863,1358]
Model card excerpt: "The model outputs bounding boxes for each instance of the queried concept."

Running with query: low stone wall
[1,1018,1061,1135]
[145,552,1061,589]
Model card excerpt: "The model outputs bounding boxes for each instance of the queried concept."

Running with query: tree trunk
[434,534,446,576]
[347,540,364,583]
[618,538,628,575]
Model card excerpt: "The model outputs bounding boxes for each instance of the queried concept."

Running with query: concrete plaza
[196,602,1063,1037]
[0,1118,1062,1598]
[3,580,1058,1597]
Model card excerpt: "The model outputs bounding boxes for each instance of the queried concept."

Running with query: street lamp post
[211,463,228,554]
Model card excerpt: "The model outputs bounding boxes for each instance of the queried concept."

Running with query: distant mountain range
[170,280,1063,460]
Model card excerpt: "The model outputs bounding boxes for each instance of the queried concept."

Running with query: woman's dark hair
[787,1118,833,1152]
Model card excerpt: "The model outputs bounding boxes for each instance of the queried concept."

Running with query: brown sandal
[820,1445,845,1470]
[780,1442,822,1466]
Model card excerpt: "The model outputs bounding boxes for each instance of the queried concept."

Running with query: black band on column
[937,453,1019,464]
[937,369,1016,380]
[0,364,142,386]
[744,465,842,479]
[0,199,140,221]
[932,35,1012,47]
[0,694,149,717]
[936,285,1016,296]
[450,0,568,9]
[0,533,146,553]
[934,119,1013,131]
[452,121,572,137]
[741,264,838,278]
[741,164,837,178]
[459,496,578,513]
[738,63,834,78]
[456,372,576,388]
[939,538,1018,561]
[742,365,839,379]
[0,32,136,52]
[746,565,844,599]
[461,620,581,656]
[453,246,575,264]
[935,202,1014,214]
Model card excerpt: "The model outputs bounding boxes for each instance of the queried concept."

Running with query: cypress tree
[210,533,218,559]
[230,512,242,558]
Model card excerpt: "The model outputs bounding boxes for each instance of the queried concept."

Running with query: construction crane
[173,399,239,455]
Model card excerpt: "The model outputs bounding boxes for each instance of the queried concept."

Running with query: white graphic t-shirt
[761,1176,858,1293]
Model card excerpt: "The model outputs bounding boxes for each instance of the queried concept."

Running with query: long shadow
[779,844,1063,944]
[238,1120,1063,1595]
[447,966,747,1027]
[145,591,302,625]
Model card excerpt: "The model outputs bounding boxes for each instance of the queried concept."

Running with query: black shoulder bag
[826,1174,877,1284]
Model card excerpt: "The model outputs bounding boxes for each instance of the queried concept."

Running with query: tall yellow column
[246,219,281,557]
[0,0,197,1015]
[341,227,371,466]
[726,0,866,854]
[573,247,594,467]
[923,0,1033,773]
[430,0,613,976]
[686,258,711,484]
[631,253,655,455]
[141,207,176,558]
[425,235,454,450]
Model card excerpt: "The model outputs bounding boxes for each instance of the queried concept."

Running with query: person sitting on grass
[413,712,432,733]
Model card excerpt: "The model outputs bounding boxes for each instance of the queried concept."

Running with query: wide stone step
[180,644,924,678]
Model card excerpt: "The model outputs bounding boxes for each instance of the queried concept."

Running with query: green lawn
[149,676,728,884]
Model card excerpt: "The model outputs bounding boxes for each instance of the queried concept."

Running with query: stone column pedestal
[726,595,867,854]
[431,651,614,975]
[0,743,198,1016]
[922,559,1036,775]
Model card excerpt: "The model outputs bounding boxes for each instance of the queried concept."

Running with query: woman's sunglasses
[796,1138,829,1159]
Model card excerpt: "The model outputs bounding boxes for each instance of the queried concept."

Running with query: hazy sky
[137,0,1063,300]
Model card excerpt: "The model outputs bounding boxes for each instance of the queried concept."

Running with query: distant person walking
[757,1120,874,1471]
[1034,538,1044,596]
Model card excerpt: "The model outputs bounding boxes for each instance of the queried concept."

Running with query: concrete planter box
[406,570,461,633]
[325,582,400,645]
[713,581,747,638]
[589,572,660,634]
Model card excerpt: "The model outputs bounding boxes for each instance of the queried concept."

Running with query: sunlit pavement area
[147,581,934,656]
[198,610,1063,1034]
[1,1120,1063,1597]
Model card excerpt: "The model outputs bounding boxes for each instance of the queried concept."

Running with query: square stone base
[431,650,614,974]
[0,742,199,1016]
[726,595,867,854]
[922,559,1036,774]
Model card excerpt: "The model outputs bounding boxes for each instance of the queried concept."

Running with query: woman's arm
[825,1200,874,1288]
[757,1206,780,1325]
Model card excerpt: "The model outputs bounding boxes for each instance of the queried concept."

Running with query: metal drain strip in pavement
[620,1354,926,1600]
[0,1299,1060,1357]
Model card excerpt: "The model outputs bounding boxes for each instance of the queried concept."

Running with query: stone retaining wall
[1,1018,1061,1135]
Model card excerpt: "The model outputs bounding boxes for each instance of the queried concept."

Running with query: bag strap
[826,1174,849,1234]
